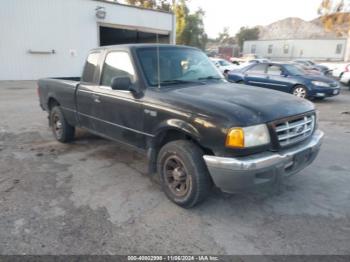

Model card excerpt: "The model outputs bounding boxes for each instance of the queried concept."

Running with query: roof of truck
[90,44,199,52]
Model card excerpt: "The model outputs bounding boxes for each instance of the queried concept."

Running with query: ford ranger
[38,44,324,208]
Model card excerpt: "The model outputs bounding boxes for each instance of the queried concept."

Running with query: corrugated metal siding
[0,0,174,80]
[243,39,348,61]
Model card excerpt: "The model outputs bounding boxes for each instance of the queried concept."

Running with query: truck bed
[38,77,80,127]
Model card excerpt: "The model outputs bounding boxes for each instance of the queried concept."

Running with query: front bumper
[309,87,340,97]
[203,130,324,193]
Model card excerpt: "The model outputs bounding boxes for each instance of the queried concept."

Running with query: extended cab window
[101,52,135,86]
[267,65,283,76]
[82,52,100,83]
[246,64,266,74]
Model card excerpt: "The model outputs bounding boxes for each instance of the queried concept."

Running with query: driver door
[244,63,268,87]
[265,65,290,92]
[89,51,146,149]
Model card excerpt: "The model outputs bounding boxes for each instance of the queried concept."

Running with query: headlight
[225,124,270,148]
[311,81,330,87]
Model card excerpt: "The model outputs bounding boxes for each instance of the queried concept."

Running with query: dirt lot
[0,81,349,255]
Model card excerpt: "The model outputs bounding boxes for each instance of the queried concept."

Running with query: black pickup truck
[38,44,324,208]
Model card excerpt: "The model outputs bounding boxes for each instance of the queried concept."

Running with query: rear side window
[246,64,266,74]
[101,51,135,86]
[82,52,100,83]
[267,65,283,76]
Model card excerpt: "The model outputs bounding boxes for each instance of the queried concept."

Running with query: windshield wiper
[159,79,205,86]
[197,76,224,81]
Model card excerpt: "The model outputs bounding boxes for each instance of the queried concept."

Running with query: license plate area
[293,148,312,167]
[285,148,312,173]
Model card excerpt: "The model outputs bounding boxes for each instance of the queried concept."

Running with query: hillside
[258,14,350,40]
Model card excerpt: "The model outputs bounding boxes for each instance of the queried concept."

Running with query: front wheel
[50,106,75,143]
[292,85,308,99]
[157,140,212,208]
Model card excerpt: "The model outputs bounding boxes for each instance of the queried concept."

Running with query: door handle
[92,94,101,103]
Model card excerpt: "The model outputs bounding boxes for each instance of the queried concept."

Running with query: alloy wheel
[293,87,307,98]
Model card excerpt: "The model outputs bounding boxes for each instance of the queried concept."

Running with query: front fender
[152,119,201,143]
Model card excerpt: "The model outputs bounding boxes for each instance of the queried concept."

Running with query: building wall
[0,0,174,80]
[243,39,347,61]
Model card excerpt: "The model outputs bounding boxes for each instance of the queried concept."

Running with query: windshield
[284,64,306,76]
[137,47,224,87]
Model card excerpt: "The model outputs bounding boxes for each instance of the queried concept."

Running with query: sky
[187,0,322,38]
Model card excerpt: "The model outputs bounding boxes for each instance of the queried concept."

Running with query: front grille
[275,114,315,147]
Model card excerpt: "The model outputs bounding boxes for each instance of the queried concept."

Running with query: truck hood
[164,82,315,126]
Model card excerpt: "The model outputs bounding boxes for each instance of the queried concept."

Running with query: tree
[124,0,171,11]
[217,27,236,45]
[125,0,208,49]
[175,0,189,44]
[318,0,350,35]
[235,27,259,49]
[317,0,350,60]
[180,8,208,49]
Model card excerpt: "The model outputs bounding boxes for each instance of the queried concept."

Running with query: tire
[292,85,308,99]
[50,106,75,143]
[157,140,212,208]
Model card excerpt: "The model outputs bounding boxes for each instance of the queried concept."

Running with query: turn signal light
[225,128,244,148]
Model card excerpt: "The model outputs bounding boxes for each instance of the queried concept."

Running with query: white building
[0,0,175,80]
[243,38,348,61]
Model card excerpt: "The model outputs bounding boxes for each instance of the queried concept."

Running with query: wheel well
[292,84,307,91]
[148,129,214,174]
[155,129,213,155]
[48,97,60,110]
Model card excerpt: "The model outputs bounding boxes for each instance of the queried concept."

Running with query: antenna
[156,34,161,89]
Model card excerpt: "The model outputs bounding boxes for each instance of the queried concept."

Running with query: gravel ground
[0,81,349,255]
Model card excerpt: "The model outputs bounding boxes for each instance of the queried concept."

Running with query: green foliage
[175,0,189,44]
[179,8,208,49]
[235,27,259,49]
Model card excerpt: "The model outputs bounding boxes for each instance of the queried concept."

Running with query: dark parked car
[38,44,323,208]
[293,59,331,75]
[227,62,340,99]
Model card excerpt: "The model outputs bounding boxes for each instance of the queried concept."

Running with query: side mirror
[111,76,132,91]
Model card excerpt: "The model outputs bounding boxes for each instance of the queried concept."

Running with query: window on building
[81,52,100,83]
[101,51,135,86]
[268,44,273,54]
[246,64,267,74]
[283,44,289,54]
[251,45,256,54]
[336,44,343,54]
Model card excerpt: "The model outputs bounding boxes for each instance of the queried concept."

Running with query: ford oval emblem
[296,126,305,134]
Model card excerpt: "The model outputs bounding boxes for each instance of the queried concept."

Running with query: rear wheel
[292,85,308,99]
[50,106,75,143]
[157,140,212,208]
